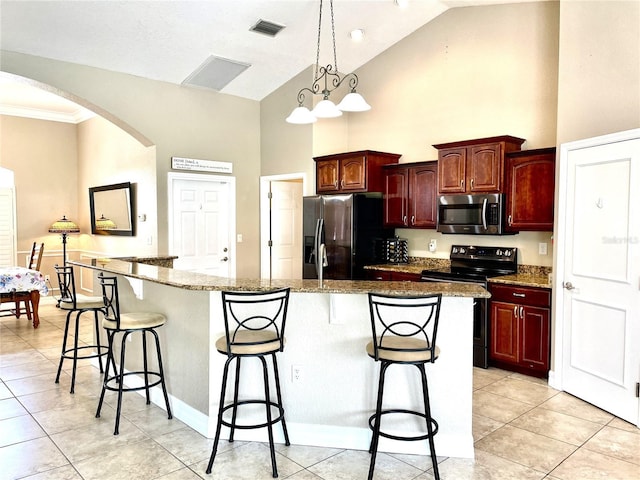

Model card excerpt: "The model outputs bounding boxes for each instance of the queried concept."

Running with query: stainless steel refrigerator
[303,193,393,280]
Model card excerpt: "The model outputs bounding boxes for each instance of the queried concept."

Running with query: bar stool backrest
[221,288,291,356]
[98,274,122,329]
[368,292,442,363]
[54,265,79,309]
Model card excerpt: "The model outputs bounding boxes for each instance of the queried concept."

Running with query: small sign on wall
[171,156,233,174]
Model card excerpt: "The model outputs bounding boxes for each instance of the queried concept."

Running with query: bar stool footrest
[220,399,286,430]
[103,371,164,393]
[61,345,109,360]
[368,409,439,442]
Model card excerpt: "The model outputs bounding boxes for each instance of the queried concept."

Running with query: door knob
[563,281,575,290]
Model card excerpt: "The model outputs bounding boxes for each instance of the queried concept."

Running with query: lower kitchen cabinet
[366,269,421,282]
[489,283,551,377]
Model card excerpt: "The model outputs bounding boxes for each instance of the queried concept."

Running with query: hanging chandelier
[286,0,371,124]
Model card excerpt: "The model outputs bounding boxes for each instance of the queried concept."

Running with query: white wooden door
[169,175,233,277]
[0,187,17,267]
[269,180,303,280]
[556,130,640,425]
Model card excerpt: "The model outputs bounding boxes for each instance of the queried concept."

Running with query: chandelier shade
[286,0,371,124]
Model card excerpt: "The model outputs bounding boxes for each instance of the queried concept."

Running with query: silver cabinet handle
[403,215,407,225]
[460,179,464,188]
[471,178,474,189]
[221,257,228,262]
[520,306,524,318]
[512,292,526,298]
[514,305,518,319]
[508,215,512,226]
[411,215,415,225]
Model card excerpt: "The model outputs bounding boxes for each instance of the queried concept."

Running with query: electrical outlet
[292,365,303,384]
[429,239,437,253]
[44,274,50,282]
[538,242,548,255]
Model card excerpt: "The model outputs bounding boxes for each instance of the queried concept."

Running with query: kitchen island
[71,258,489,459]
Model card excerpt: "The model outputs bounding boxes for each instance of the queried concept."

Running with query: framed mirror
[89,182,136,236]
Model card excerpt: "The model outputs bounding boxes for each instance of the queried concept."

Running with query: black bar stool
[54,265,109,394]
[95,273,172,435]
[206,288,291,478]
[366,292,442,480]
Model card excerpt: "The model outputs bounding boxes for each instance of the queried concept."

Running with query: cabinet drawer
[490,284,550,307]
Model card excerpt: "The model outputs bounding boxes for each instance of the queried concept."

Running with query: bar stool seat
[95,273,172,435]
[366,292,443,480]
[206,288,291,478]
[54,265,109,394]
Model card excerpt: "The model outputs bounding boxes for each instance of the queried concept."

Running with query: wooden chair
[13,242,45,319]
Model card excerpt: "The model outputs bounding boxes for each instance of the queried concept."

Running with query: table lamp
[48,216,80,265]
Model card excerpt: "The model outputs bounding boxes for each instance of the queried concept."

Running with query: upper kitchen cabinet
[383,161,437,228]
[504,147,556,232]
[314,150,401,194]
[434,136,525,194]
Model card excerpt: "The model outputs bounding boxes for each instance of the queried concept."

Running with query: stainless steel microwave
[437,193,505,235]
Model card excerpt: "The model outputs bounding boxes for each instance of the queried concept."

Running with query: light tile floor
[1,304,639,479]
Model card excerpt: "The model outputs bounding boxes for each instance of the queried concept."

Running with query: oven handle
[420,276,487,286]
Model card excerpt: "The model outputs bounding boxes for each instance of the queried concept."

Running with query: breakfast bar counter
[71,258,487,459]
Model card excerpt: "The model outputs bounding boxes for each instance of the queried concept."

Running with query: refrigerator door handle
[314,218,324,274]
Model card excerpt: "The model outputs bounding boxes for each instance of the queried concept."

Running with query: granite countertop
[366,261,552,289]
[488,274,551,289]
[70,258,489,298]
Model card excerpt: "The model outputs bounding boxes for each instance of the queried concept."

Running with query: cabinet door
[340,157,367,191]
[505,153,555,232]
[316,159,340,193]
[409,164,437,228]
[391,271,421,282]
[383,167,408,227]
[366,269,392,281]
[438,148,466,193]
[468,143,502,192]
[490,301,519,363]
[520,305,550,371]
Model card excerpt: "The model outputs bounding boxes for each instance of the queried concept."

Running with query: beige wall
[0,53,262,278]
[76,116,158,259]
[2,1,638,276]
[556,1,640,144]
[262,1,561,266]
[0,114,79,280]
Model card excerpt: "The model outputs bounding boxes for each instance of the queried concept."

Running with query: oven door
[421,274,489,368]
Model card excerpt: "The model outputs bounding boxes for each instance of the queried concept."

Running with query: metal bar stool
[206,288,291,478]
[366,292,442,480]
[54,265,109,394]
[95,273,172,435]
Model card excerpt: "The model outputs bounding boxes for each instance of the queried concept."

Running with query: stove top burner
[421,245,518,281]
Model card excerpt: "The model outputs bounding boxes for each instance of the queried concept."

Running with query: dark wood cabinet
[314,150,401,194]
[504,147,556,232]
[489,283,551,377]
[366,269,421,282]
[382,161,437,228]
[434,136,525,194]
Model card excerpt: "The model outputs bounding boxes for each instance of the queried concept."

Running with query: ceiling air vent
[182,55,251,91]
[250,19,285,37]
